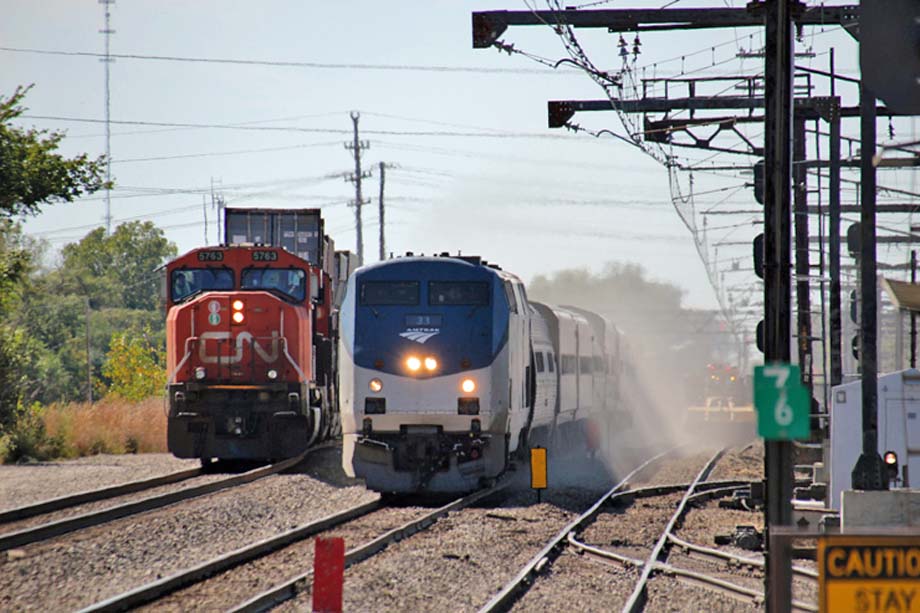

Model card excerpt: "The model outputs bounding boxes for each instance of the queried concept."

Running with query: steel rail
[0,449,316,552]
[78,498,382,613]
[229,481,510,613]
[622,448,726,613]
[0,466,203,524]
[666,533,818,580]
[568,534,819,611]
[477,446,688,613]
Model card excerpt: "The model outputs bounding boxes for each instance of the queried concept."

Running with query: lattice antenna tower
[99,0,115,235]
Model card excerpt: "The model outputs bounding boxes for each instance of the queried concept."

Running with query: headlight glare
[406,356,421,372]
[369,378,383,392]
[424,357,438,371]
[232,311,245,324]
[461,378,476,393]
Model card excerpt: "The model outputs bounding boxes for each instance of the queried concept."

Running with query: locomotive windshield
[171,268,234,302]
[360,281,419,306]
[241,267,307,302]
[428,282,490,306]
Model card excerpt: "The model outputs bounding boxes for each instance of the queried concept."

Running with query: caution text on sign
[819,535,920,613]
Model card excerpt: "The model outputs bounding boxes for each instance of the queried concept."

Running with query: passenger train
[339,253,633,493]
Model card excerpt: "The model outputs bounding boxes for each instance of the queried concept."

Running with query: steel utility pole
[912,250,917,369]
[851,84,888,491]
[763,0,795,610]
[345,112,371,266]
[378,162,386,261]
[99,0,115,235]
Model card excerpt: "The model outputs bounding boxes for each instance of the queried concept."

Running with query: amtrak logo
[400,328,439,344]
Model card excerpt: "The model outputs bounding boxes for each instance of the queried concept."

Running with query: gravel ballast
[0,453,200,512]
[0,447,376,612]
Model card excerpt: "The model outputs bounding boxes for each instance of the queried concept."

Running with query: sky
[1,1,900,316]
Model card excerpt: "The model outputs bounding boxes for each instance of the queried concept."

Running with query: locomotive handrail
[166,336,197,386]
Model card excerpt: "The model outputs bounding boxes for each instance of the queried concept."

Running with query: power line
[0,45,575,75]
[20,114,581,139]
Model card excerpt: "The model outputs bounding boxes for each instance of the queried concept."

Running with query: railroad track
[77,480,508,612]
[538,449,817,613]
[0,450,317,552]
[230,482,508,613]
[477,446,783,613]
[0,465,204,524]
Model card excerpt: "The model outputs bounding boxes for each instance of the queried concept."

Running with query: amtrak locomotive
[339,254,632,493]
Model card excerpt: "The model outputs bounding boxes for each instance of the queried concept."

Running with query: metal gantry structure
[470,2,919,610]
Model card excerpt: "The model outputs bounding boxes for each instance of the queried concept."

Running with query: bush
[1,398,167,463]
[101,328,166,401]
[2,403,64,463]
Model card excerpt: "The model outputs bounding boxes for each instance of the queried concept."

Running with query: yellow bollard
[530,447,547,503]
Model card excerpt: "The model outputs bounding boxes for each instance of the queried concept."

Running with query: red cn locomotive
[165,208,345,462]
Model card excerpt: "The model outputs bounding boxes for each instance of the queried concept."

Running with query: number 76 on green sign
[753,364,811,440]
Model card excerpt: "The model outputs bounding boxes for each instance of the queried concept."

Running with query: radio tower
[99,0,115,235]
[345,112,370,265]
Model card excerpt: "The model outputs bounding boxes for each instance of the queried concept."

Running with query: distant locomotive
[164,208,356,463]
[338,254,633,493]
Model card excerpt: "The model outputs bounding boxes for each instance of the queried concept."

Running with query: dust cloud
[527,262,749,481]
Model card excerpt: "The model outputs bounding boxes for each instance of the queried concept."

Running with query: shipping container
[224,207,324,266]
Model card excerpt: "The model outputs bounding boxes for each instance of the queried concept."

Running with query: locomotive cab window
[428,282,490,306]
[503,280,518,313]
[241,268,307,302]
[547,353,555,373]
[360,281,420,306]
[171,267,234,302]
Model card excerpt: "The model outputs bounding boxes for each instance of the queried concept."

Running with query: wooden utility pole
[378,162,386,261]
[345,112,370,266]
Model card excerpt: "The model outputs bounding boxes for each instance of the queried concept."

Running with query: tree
[61,221,177,310]
[0,86,107,219]
[101,328,166,401]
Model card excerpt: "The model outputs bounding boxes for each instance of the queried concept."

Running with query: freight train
[338,254,634,493]
[164,208,357,463]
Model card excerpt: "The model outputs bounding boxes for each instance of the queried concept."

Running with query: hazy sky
[1,1,882,310]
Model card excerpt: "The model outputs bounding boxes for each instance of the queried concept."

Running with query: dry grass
[42,397,168,457]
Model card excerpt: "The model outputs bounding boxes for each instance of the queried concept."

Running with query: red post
[312,537,345,613]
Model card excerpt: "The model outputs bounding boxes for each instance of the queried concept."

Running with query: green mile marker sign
[753,363,810,440]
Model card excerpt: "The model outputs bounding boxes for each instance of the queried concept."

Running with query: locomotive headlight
[884,451,898,465]
[232,299,244,311]
[424,357,438,371]
[231,299,245,324]
[267,369,278,380]
[461,378,476,394]
[406,356,421,372]
[194,367,206,380]
[369,378,383,392]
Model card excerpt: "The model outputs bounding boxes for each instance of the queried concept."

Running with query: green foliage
[0,325,59,430]
[1,403,64,463]
[61,221,176,310]
[101,328,166,401]
[0,86,108,219]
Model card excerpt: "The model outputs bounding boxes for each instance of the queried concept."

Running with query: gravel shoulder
[0,446,375,612]
[0,453,200,513]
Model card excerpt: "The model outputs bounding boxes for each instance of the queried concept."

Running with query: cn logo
[198,331,280,364]
[399,328,439,344]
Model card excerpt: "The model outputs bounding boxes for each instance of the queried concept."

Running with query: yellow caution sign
[819,535,920,613]
[530,447,547,491]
